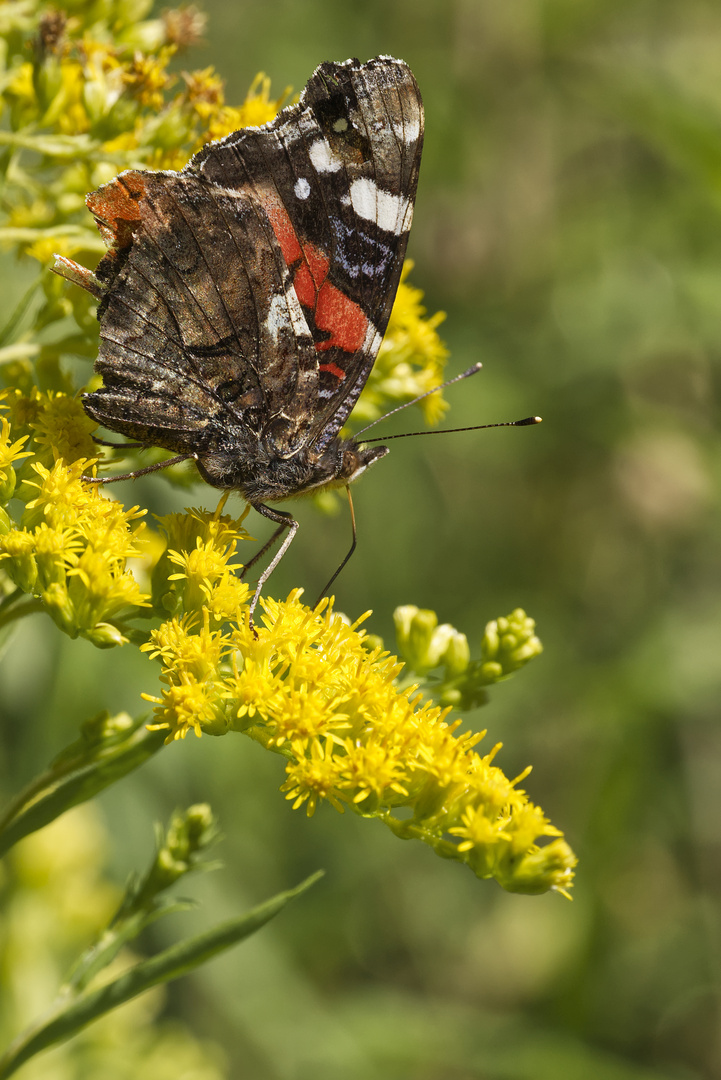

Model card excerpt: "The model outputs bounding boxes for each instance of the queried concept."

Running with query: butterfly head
[276,436,389,498]
[335,440,389,486]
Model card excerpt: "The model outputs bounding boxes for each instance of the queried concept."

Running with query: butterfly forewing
[190,55,424,448]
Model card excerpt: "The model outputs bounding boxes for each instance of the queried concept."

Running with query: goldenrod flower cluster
[135,512,576,896]
[0,389,148,645]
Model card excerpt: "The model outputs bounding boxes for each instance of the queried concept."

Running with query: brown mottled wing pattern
[84,169,319,455]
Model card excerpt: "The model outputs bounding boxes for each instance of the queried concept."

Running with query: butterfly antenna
[316,485,357,604]
[363,415,542,443]
[353,362,484,438]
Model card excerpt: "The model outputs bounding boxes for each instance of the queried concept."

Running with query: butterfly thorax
[195,436,389,503]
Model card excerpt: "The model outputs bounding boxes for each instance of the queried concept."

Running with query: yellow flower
[282,738,347,815]
[0,414,31,502]
[141,612,233,737]
[0,397,150,645]
[28,391,98,466]
[182,65,225,118]
[122,47,176,110]
[237,73,290,124]
[142,586,575,895]
[193,71,290,148]
[155,505,251,617]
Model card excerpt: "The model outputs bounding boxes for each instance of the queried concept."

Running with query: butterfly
[54,56,424,625]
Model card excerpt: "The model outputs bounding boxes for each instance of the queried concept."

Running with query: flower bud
[43,581,75,633]
[393,604,418,648]
[481,619,500,660]
[443,629,470,677]
[0,466,17,503]
[0,531,38,591]
[498,839,577,896]
[84,622,128,648]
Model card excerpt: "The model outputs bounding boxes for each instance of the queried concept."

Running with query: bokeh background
[2,1,721,1077]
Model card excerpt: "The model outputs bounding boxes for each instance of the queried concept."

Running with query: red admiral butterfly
[55,56,424,625]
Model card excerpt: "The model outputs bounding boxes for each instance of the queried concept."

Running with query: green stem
[0,597,44,631]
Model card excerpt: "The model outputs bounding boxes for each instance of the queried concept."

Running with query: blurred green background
[3,0,721,1077]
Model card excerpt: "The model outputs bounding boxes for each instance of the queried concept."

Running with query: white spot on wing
[333,117,349,132]
[264,293,292,344]
[392,116,421,144]
[349,177,411,235]
[294,176,311,199]
[308,138,342,173]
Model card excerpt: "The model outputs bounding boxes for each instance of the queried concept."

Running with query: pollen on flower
[449,805,513,852]
[144,678,231,739]
[200,573,250,624]
[141,613,229,677]
[281,739,347,815]
[168,538,241,586]
[231,656,283,724]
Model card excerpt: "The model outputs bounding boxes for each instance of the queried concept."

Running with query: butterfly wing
[83,167,319,456]
[79,56,423,483]
[191,55,424,450]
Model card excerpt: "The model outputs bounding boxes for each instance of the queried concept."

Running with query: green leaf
[0,276,41,348]
[0,715,165,858]
[0,871,323,1079]
[65,895,197,994]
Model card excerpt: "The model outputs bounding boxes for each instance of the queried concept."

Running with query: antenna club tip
[516,415,542,426]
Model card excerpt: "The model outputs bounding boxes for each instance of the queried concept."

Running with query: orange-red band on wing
[87,173,148,249]
[264,199,368,363]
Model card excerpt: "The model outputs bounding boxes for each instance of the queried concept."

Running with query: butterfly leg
[81,454,196,484]
[240,522,287,580]
[247,504,298,634]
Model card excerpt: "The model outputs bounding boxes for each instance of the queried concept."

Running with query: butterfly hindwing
[84,168,320,454]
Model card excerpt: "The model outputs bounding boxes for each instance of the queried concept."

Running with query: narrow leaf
[0,723,165,858]
[0,872,323,1079]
